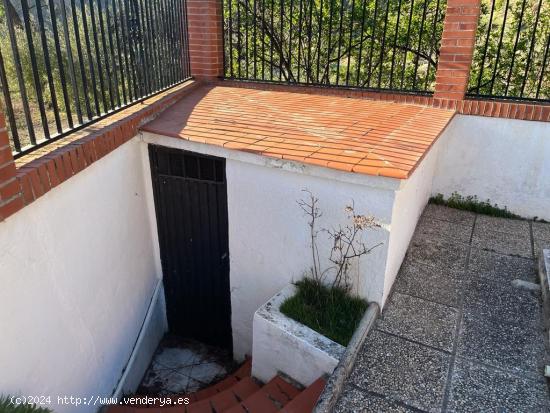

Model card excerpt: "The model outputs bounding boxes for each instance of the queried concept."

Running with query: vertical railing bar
[98,0,116,108]
[325,0,334,84]
[183,0,192,78]
[287,0,293,81]
[119,0,135,102]
[334,0,344,85]
[60,0,83,125]
[488,0,509,95]
[366,0,379,87]
[389,0,403,89]
[89,0,108,112]
[253,0,258,78]
[157,0,171,86]
[279,0,284,80]
[136,0,150,94]
[474,0,495,93]
[504,0,527,96]
[171,0,182,84]
[127,0,142,98]
[153,0,165,88]
[81,0,101,115]
[112,0,128,104]
[425,0,441,91]
[245,0,250,78]
[70,0,93,120]
[315,0,324,83]
[400,0,415,89]
[270,0,274,80]
[170,0,180,84]
[106,0,122,107]
[296,0,304,82]
[355,0,368,86]
[519,0,543,97]
[48,0,73,128]
[0,47,21,152]
[21,0,50,139]
[237,0,243,78]
[306,0,315,84]
[228,0,234,78]
[535,32,549,99]
[378,0,390,88]
[176,0,188,82]
[158,0,173,86]
[345,0,356,86]
[413,0,428,90]
[170,0,181,84]
[261,0,266,80]
[35,0,62,133]
[144,0,159,90]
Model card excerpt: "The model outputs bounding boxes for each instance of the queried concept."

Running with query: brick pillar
[0,111,22,221]
[433,0,481,102]
[186,0,224,80]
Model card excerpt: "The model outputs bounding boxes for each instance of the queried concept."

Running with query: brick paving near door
[335,204,550,412]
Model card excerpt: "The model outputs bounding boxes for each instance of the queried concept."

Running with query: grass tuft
[429,192,520,219]
[0,397,52,413]
[280,278,368,346]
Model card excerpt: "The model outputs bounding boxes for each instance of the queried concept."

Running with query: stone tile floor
[336,204,550,412]
[137,335,236,396]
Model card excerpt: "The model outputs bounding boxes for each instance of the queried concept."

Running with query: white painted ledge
[251,285,345,387]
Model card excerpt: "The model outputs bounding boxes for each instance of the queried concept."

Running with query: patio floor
[141,85,455,179]
[137,335,236,396]
[335,205,550,412]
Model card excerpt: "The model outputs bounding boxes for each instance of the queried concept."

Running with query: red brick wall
[0,111,22,221]
[186,0,224,80]
[433,0,481,102]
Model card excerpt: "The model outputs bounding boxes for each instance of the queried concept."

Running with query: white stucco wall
[383,138,443,302]
[226,159,392,360]
[0,138,163,413]
[433,115,550,220]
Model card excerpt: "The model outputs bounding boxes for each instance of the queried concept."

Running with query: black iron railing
[223,0,446,94]
[468,0,549,102]
[0,0,191,158]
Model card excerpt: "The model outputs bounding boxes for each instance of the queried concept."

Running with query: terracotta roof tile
[142,86,455,179]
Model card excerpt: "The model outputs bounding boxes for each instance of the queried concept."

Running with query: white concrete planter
[251,285,346,387]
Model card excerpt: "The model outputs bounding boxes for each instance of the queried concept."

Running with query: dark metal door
[149,145,232,351]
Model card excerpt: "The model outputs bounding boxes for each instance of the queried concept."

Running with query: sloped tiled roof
[142,86,455,179]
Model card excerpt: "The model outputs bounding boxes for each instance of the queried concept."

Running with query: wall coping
[218,80,550,123]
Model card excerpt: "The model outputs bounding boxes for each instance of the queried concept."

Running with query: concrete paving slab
[406,238,469,271]
[475,215,530,237]
[421,204,476,227]
[472,227,532,258]
[334,386,422,412]
[462,278,542,327]
[468,248,537,282]
[447,358,550,413]
[349,331,450,413]
[377,292,458,351]
[394,260,469,308]
[414,218,472,245]
[456,312,546,378]
[533,221,550,240]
